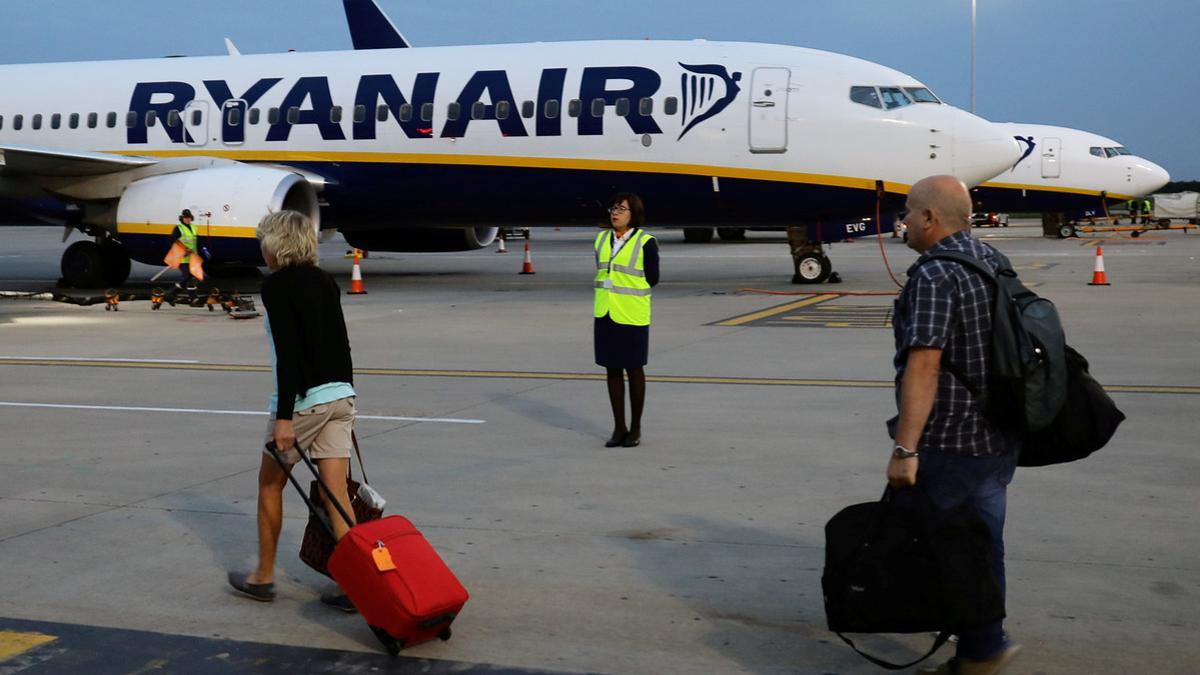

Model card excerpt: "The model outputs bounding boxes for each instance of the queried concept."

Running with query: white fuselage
[0,41,1018,225]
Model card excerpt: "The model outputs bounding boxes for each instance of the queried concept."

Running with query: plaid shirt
[888,230,1021,457]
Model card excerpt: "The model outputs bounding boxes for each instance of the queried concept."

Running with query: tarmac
[1,221,1198,674]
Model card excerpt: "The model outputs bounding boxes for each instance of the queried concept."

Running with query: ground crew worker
[1126,199,1139,224]
[172,209,201,294]
[593,192,659,448]
[1142,198,1153,224]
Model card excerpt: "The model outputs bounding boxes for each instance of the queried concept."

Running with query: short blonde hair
[257,210,318,267]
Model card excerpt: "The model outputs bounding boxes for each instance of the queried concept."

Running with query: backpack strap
[922,249,1003,281]
[915,250,1007,399]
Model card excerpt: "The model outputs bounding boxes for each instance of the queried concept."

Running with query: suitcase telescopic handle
[265,441,356,538]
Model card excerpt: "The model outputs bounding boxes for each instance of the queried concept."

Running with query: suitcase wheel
[438,627,452,641]
[369,624,403,657]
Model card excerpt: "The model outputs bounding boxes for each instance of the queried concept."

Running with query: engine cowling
[115,165,319,266]
[342,226,499,252]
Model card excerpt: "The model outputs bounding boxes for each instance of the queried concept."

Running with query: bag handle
[266,441,355,538]
[350,430,369,485]
[836,631,953,670]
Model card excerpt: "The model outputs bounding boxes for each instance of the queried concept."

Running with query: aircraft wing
[343,0,410,49]
[0,144,158,177]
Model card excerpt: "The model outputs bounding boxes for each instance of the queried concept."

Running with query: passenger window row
[849,85,941,110]
[0,96,682,133]
[0,111,119,131]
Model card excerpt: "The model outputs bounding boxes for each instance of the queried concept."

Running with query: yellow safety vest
[176,221,198,264]
[594,228,654,326]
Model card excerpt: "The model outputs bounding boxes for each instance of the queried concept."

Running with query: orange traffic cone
[348,249,368,294]
[1088,245,1110,286]
[519,242,535,274]
[497,234,508,253]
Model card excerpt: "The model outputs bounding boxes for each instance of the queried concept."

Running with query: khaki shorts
[263,397,356,466]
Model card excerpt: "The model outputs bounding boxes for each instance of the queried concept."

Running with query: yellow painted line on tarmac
[0,630,57,661]
[714,294,839,326]
[0,358,1196,394]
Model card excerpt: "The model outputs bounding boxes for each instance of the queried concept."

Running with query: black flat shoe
[622,431,641,447]
[320,591,357,614]
[228,571,276,602]
[605,432,627,448]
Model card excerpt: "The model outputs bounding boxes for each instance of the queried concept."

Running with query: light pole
[970,0,977,113]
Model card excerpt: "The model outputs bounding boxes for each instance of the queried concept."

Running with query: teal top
[264,312,355,414]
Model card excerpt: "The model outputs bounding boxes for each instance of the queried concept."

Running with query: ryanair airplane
[0,3,1020,287]
[973,122,1168,218]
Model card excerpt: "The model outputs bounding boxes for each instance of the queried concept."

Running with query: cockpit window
[903,87,940,103]
[1113,146,1131,155]
[878,87,912,109]
[850,86,882,109]
[1090,146,1105,157]
[1104,147,1119,158]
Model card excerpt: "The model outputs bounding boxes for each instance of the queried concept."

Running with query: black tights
[606,367,645,435]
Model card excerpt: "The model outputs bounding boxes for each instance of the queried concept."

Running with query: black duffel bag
[1019,345,1126,467]
[822,489,1005,669]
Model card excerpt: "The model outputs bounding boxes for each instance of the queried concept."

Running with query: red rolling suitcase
[267,442,469,655]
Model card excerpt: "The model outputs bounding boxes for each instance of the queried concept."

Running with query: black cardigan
[261,265,354,419]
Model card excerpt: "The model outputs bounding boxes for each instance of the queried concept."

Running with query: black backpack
[923,251,1125,466]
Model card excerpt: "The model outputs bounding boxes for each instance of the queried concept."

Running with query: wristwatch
[891,443,919,459]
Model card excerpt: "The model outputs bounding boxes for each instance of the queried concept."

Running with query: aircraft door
[1041,137,1061,178]
[221,99,247,146]
[749,67,789,153]
[185,101,209,147]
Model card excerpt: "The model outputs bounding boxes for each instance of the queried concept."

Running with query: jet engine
[96,166,320,278]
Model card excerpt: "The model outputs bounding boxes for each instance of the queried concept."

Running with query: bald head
[908,175,973,231]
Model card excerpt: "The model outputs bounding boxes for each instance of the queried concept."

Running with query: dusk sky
[2,0,1195,178]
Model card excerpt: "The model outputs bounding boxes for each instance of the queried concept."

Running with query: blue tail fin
[343,0,410,49]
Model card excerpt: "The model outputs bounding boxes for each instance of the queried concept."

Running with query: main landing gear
[60,238,131,288]
[788,226,837,284]
[792,250,834,284]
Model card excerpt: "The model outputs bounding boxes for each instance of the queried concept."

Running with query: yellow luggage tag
[373,541,397,572]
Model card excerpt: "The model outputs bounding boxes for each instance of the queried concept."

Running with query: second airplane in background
[972,122,1169,221]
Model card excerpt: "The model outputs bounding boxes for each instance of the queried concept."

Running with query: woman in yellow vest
[594,193,659,447]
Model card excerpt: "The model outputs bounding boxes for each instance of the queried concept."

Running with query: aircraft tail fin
[343,0,410,49]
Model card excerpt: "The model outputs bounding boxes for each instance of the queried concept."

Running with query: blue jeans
[908,451,1018,661]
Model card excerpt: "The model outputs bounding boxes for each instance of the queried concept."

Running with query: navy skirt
[594,314,649,369]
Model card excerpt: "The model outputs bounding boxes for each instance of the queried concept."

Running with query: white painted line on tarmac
[0,401,485,424]
[0,356,201,364]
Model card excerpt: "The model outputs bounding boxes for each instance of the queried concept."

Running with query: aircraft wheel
[682,227,714,243]
[61,241,105,288]
[1058,224,1077,239]
[716,227,746,241]
[793,253,832,284]
[100,242,131,286]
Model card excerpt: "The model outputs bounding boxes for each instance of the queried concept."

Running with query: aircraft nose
[951,114,1022,187]
[1134,160,1170,196]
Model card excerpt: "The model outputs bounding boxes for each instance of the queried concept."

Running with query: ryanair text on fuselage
[127,64,743,145]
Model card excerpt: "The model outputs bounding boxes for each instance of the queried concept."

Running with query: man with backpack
[887,175,1023,675]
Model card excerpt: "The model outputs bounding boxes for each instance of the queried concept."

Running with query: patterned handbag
[299,432,384,577]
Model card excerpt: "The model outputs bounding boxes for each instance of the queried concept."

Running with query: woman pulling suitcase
[227,210,359,612]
